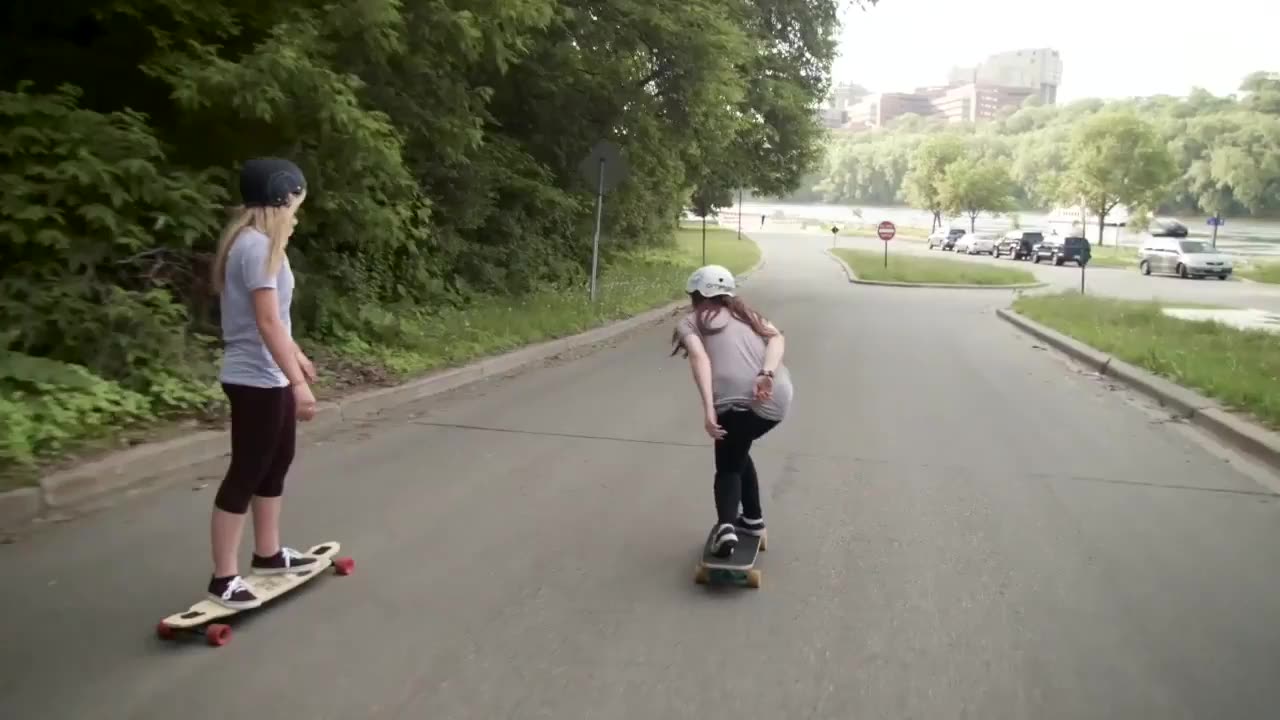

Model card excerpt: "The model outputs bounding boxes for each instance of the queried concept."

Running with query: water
[732,202,1280,258]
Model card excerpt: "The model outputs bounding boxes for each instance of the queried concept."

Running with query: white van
[1138,237,1233,279]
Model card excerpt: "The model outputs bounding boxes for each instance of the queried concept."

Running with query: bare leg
[251,495,283,558]
[211,508,248,577]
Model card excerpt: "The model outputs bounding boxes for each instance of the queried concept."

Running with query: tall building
[949,48,1062,105]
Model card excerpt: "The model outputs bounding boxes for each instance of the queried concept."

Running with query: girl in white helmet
[671,265,793,557]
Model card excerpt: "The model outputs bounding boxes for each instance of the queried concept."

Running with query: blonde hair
[210,199,301,294]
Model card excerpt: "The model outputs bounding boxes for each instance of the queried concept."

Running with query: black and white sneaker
[709,523,738,557]
[208,575,262,609]
[251,547,319,575]
[735,514,766,537]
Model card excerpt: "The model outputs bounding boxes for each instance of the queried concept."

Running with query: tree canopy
[801,72,1280,227]
[0,0,853,396]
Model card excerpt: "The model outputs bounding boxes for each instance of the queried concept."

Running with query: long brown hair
[670,292,778,357]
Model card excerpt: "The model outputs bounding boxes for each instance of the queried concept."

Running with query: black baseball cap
[239,157,307,208]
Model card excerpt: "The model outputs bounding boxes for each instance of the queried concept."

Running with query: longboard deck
[157,541,353,646]
[695,528,765,588]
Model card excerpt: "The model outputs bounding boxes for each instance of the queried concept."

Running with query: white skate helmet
[686,265,736,297]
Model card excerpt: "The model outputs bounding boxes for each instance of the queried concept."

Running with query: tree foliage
[0,0,857,468]
[802,71,1280,226]
[938,156,1015,232]
[1059,110,1178,244]
[902,134,968,231]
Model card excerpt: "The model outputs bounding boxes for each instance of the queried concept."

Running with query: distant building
[846,92,936,129]
[949,48,1062,105]
[830,48,1062,133]
[931,83,1037,123]
[818,82,871,128]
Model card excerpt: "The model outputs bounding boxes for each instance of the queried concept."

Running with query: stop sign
[877,221,896,241]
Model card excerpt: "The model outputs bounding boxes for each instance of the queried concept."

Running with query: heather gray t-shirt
[218,228,293,388]
[676,308,793,421]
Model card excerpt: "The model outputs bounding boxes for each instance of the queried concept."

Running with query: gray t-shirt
[675,309,793,421]
[218,228,294,388]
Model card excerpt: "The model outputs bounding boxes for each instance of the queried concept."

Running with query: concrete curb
[996,308,1280,472]
[1,245,767,531]
[825,249,1047,291]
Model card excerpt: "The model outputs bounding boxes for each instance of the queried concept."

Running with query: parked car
[955,231,997,255]
[927,227,966,251]
[1032,235,1091,266]
[994,229,1043,260]
[1138,237,1233,279]
[1149,218,1189,237]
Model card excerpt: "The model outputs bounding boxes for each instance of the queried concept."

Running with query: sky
[832,0,1278,102]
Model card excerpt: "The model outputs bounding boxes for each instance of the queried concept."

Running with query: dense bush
[0,0,859,473]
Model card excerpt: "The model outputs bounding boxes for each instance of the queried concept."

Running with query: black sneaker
[709,524,738,557]
[208,575,262,609]
[735,514,765,537]
[251,547,319,575]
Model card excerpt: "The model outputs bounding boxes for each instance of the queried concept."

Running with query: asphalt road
[4,231,1280,720]
[829,233,1280,313]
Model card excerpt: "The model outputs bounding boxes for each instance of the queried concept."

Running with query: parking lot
[834,231,1280,313]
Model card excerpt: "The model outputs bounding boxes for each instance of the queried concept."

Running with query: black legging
[713,408,778,525]
[214,383,296,514]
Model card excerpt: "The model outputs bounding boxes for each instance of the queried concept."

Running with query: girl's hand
[754,373,774,401]
[704,410,726,440]
[293,383,318,422]
[297,351,318,384]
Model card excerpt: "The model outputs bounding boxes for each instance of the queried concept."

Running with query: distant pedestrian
[670,265,794,557]
[206,157,320,609]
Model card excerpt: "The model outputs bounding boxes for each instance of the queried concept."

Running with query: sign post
[1079,242,1092,294]
[576,140,629,302]
[877,220,896,268]
[830,225,839,248]
[736,188,743,243]
[1208,215,1224,249]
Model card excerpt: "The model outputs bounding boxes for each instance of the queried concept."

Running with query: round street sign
[577,140,629,196]
[877,221,896,241]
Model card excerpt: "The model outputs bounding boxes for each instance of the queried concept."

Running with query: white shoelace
[221,576,252,600]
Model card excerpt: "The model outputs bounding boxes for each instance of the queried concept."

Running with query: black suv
[1032,235,1091,266]
[995,230,1043,260]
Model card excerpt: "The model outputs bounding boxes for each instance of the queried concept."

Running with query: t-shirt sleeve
[234,233,278,291]
[675,313,698,341]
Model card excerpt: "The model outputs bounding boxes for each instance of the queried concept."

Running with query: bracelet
[757,370,774,378]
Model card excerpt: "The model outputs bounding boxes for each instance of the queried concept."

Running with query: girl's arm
[761,324,785,373]
[252,289,308,387]
[681,334,717,417]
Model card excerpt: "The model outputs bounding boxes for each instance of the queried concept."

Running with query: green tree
[797,69,1280,224]
[938,157,1015,232]
[1060,110,1178,245]
[902,134,968,231]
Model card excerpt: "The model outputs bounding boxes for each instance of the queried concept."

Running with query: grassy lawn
[1084,245,1139,269]
[2,227,759,490]
[328,226,759,379]
[1012,293,1280,428]
[1239,261,1280,284]
[795,219,930,242]
[834,248,1037,286]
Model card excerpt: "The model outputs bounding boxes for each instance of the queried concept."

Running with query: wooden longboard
[694,527,765,588]
[156,541,353,646]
